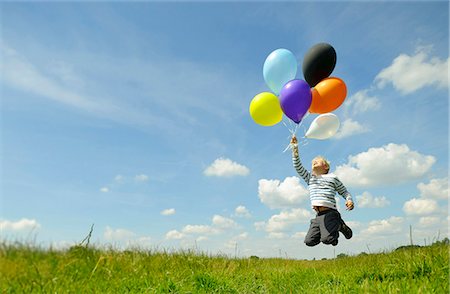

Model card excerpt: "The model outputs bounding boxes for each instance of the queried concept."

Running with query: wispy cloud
[0,45,163,129]
[1,42,244,136]
[1,45,101,111]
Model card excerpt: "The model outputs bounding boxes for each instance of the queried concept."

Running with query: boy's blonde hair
[312,156,330,173]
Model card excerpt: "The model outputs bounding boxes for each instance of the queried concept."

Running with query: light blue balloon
[263,49,298,95]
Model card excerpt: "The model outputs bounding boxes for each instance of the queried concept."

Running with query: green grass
[1,242,448,293]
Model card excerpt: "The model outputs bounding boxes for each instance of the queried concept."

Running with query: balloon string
[282,118,299,153]
[282,114,310,152]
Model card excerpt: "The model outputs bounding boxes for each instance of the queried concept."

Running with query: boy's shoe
[339,222,353,239]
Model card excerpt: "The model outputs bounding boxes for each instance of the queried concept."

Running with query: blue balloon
[263,49,298,95]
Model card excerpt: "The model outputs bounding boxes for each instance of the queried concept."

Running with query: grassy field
[1,241,448,293]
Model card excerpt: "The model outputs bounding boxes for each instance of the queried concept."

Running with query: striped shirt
[293,152,352,209]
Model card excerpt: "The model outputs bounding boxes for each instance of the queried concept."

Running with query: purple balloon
[279,79,312,124]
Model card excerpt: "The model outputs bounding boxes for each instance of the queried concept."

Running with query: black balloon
[302,43,337,87]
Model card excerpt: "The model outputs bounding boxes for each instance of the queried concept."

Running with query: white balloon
[305,113,340,140]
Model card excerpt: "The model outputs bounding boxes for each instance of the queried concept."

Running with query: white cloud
[204,158,250,177]
[196,236,208,242]
[225,232,249,248]
[345,89,381,114]
[225,240,237,249]
[292,231,307,239]
[418,216,440,227]
[212,215,238,229]
[170,214,239,242]
[107,174,151,187]
[361,216,404,235]
[403,198,438,215]
[165,230,185,240]
[254,221,266,231]
[268,232,288,239]
[0,218,41,231]
[127,236,152,249]
[161,208,176,216]
[135,174,149,182]
[258,177,309,209]
[417,178,448,200]
[104,226,136,241]
[100,187,109,193]
[334,118,370,139]
[50,240,76,250]
[236,232,249,240]
[103,226,153,249]
[356,191,390,208]
[182,225,215,235]
[335,143,435,187]
[115,175,125,183]
[375,47,448,94]
[345,221,362,230]
[258,209,312,234]
[234,205,251,218]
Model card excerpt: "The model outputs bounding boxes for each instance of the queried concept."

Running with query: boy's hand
[345,200,354,210]
[290,136,298,156]
[290,136,298,144]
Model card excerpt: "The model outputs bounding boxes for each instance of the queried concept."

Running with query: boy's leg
[319,210,341,246]
[304,217,321,247]
[339,218,353,239]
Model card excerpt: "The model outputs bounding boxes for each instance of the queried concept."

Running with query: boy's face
[312,158,329,174]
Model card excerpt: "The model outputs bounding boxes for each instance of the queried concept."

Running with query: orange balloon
[309,77,347,114]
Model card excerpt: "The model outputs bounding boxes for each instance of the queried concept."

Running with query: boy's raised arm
[291,136,310,182]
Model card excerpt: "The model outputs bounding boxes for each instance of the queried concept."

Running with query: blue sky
[1,2,448,259]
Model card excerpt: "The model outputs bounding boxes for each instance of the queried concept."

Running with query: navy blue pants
[304,209,342,246]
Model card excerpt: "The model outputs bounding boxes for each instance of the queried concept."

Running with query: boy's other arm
[335,178,354,210]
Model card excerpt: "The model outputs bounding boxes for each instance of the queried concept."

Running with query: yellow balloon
[249,92,283,126]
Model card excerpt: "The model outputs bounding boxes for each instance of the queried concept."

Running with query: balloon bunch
[249,43,347,140]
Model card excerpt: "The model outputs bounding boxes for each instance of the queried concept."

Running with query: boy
[291,135,354,246]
